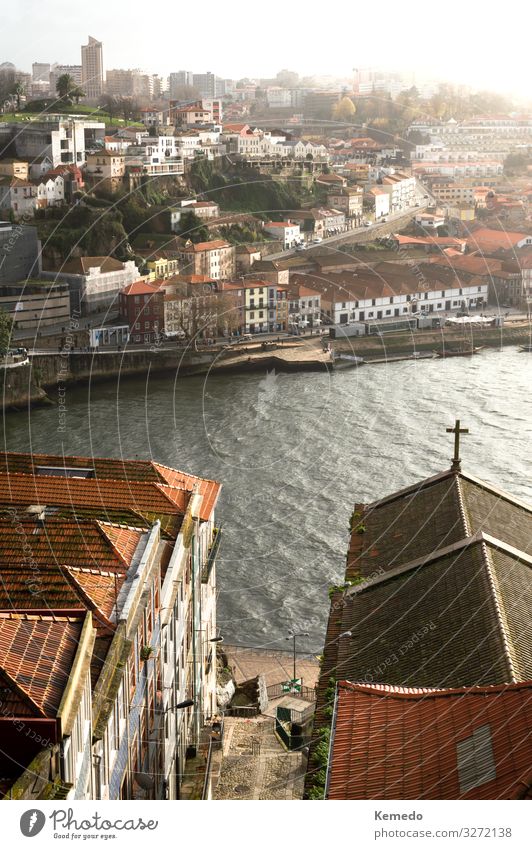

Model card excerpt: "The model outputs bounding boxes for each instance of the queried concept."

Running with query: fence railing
[266,681,316,702]
[225,704,260,718]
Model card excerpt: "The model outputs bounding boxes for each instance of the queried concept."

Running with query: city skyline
[2,0,530,101]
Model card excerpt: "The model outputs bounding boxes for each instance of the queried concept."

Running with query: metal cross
[446,419,469,471]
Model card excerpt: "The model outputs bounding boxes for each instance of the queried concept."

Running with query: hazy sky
[3,0,529,99]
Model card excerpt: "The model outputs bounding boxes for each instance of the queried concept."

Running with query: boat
[434,346,483,358]
[332,352,366,367]
[519,344,532,352]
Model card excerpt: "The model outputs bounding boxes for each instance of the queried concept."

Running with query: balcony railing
[201,525,223,583]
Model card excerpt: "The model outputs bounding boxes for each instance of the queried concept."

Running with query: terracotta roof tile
[0,472,189,517]
[0,612,84,718]
[328,680,532,799]
[0,453,220,524]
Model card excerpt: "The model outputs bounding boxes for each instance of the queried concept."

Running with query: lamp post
[285,631,309,685]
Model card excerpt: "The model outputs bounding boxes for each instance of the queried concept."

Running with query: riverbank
[1,323,530,412]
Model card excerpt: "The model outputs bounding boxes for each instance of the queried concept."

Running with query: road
[266,198,429,261]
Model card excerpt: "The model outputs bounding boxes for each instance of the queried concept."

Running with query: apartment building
[81,36,104,99]
[0,451,222,802]
[179,240,236,280]
[0,117,106,168]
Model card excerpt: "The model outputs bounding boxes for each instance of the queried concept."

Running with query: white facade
[264,221,301,248]
[35,174,65,207]
[0,179,38,217]
[331,282,489,325]
[125,136,184,176]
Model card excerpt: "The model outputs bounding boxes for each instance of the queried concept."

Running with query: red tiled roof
[0,612,85,718]
[328,680,532,800]
[182,240,231,252]
[0,472,189,516]
[120,280,160,296]
[0,452,220,523]
[98,522,143,566]
[61,256,126,275]
[466,228,532,252]
[153,463,221,521]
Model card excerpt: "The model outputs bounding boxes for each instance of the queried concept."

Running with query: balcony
[201,525,223,583]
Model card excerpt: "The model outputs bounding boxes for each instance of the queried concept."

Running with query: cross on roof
[446,419,469,471]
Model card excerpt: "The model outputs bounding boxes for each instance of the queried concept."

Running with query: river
[2,347,531,653]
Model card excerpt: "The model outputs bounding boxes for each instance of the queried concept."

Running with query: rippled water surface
[2,348,531,652]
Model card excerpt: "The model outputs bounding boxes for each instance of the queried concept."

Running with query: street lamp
[285,631,310,684]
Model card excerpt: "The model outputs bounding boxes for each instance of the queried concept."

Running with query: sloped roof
[120,279,160,296]
[0,452,220,524]
[333,469,532,689]
[61,256,126,275]
[327,680,532,799]
[0,612,85,718]
[0,472,188,517]
[0,518,138,623]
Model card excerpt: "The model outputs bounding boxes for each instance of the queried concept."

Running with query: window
[372,299,376,306]
[145,321,150,330]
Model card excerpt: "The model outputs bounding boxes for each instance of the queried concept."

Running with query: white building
[0,177,38,218]
[125,136,184,176]
[264,221,301,248]
[0,117,106,168]
[41,256,140,314]
[380,171,416,212]
[35,173,65,207]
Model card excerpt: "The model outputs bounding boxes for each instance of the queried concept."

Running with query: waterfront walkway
[223,643,320,690]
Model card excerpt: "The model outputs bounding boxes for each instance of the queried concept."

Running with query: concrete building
[85,150,126,192]
[179,240,236,280]
[0,159,30,180]
[125,136,184,177]
[0,117,105,169]
[0,222,41,283]
[81,36,104,100]
[169,71,194,99]
[291,262,488,325]
[32,62,50,82]
[49,64,83,96]
[263,221,301,248]
[41,256,140,314]
[119,279,165,342]
[242,280,279,333]
[0,279,70,330]
[327,186,363,221]
[0,177,37,218]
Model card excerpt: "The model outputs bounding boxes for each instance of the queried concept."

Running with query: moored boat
[435,346,483,358]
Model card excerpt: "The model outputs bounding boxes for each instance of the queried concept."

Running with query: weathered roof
[334,469,532,688]
[327,680,532,799]
[0,452,220,524]
[61,256,126,275]
[0,472,188,517]
[0,612,85,718]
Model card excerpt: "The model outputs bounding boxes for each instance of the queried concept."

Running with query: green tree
[179,211,210,243]
[11,81,25,110]
[56,74,84,103]
[0,308,13,355]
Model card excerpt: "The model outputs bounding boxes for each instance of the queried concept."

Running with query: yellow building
[0,159,29,180]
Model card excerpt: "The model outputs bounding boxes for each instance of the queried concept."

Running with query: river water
[2,348,531,653]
